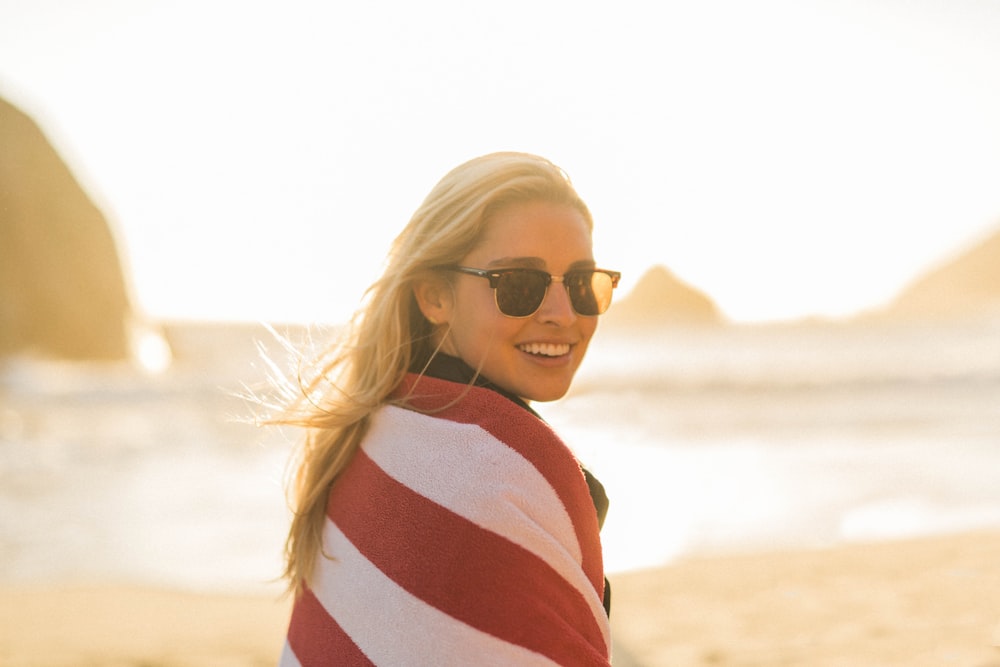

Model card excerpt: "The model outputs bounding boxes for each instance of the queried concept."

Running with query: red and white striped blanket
[279,374,611,666]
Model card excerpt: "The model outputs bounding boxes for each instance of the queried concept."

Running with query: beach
[0,584,288,667]
[3,319,1000,665]
[609,530,1000,667]
[1,530,997,666]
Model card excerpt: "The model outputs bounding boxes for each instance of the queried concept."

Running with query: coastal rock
[885,226,1000,320]
[0,95,132,359]
[605,264,723,328]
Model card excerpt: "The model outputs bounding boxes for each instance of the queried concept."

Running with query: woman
[277,152,621,666]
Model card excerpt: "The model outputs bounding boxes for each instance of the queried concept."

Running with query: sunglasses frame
[439,265,621,318]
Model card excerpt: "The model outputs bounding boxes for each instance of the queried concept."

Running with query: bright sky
[2,0,999,324]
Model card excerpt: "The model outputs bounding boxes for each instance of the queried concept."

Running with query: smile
[517,342,571,357]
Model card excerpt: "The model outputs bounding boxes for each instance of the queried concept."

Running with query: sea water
[1,318,998,592]
[543,317,1000,572]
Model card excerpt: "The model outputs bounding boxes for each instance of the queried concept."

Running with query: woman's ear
[412,274,453,326]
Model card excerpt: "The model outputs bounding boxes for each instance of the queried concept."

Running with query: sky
[2,0,999,324]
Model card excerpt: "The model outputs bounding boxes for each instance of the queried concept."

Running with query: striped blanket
[280,374,611,666]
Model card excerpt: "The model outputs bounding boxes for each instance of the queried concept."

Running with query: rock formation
[0,95,132,359]
[885,226,1000,320]
[604,264,724,327]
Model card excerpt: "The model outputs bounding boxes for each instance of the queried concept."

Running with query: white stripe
[365,406,610,646]
[313,519,560,667]
[368,406,580,562]
[277,640,302,667]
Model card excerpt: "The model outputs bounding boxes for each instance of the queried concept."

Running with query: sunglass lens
[496,270,548,317]
[565,271,611,316]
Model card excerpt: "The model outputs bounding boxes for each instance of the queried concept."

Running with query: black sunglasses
[439,266,621,318]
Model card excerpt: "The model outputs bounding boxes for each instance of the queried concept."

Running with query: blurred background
[1,0,999,664]
[3,0,1000,325]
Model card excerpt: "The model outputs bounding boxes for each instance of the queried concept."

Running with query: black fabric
[416,353,613,616]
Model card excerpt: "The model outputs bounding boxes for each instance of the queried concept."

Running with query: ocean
[1,317,998,593]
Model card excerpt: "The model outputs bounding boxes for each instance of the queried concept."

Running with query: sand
[1,531,998,667]
[0,585,290,667]
[609,530,1000,667]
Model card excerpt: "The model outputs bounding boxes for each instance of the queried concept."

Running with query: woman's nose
[534,278,577,325]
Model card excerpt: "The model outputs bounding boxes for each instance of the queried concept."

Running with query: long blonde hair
[276,152,593,594]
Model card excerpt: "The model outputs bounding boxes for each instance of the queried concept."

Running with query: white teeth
[518,342,571,357]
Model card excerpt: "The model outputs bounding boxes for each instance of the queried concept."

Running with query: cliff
[604,264,724,328]
[884,226,1000,320]
[0,95,132,359]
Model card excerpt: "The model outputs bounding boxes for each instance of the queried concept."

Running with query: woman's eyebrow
[484,257,598,270]
[569,259,598,270]
[485,256,546,269]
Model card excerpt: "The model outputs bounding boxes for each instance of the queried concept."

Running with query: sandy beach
[2,530,997,667]
[0,584,290,667]
[610,530,1000,667]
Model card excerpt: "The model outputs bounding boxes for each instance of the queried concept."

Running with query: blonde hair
[276,152,592,594]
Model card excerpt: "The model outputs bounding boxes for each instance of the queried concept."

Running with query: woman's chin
[516,379,574,403]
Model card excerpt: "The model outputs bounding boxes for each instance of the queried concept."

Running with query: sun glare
[1,0,998,324]
[130,322,173,375]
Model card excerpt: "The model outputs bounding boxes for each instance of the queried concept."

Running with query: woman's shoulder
[375,375,592,524]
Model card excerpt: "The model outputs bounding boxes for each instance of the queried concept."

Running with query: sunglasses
[440,266,621,318]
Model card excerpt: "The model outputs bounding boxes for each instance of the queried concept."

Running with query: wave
[574,316,1000,394]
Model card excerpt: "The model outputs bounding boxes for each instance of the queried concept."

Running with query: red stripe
[329,450,609,665]
[398,374,605,595]
[286,586,374,667]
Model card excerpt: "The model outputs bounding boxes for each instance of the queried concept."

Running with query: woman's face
[435,200,599,402]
